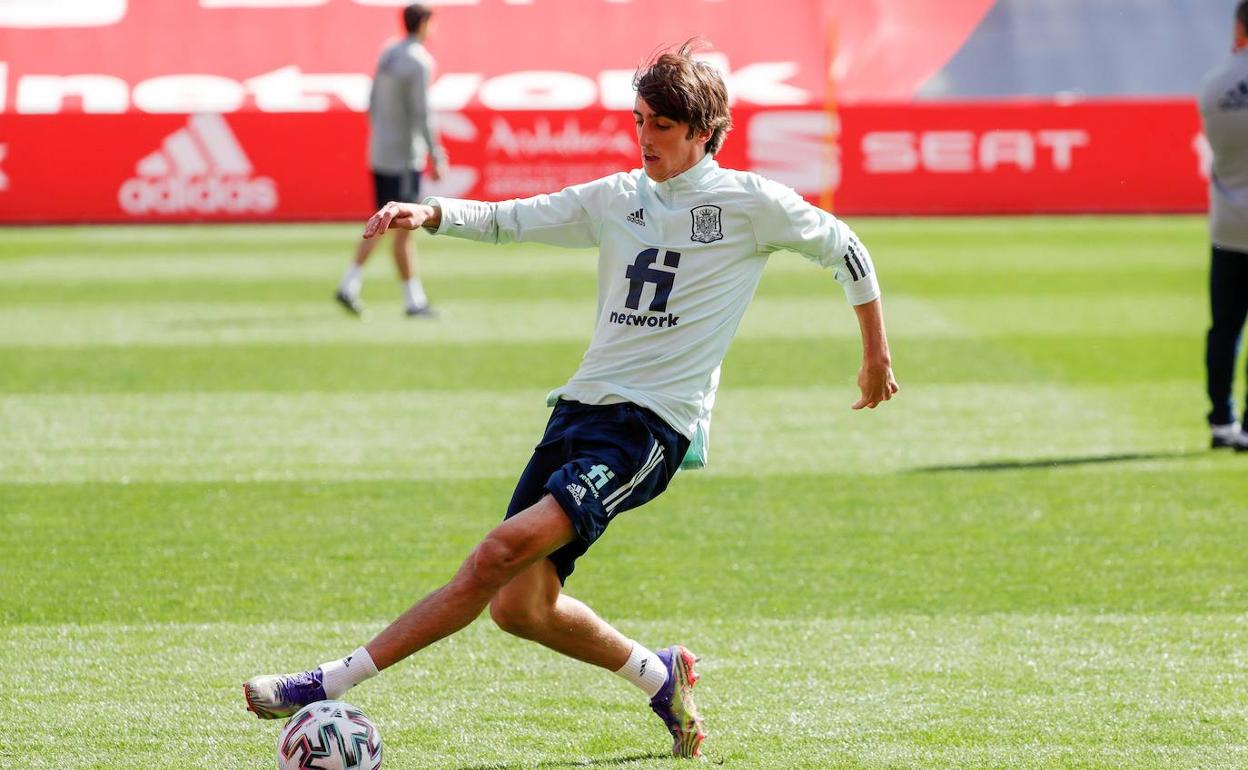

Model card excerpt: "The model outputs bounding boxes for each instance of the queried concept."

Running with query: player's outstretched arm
[362,201,442,239]
[851,298,899,410]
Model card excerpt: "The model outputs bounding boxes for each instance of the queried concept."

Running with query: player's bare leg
[354,237,376,267]
[393,228,433,316]
[489,518,706,758]
[391,228,413,282]
[365,495,575,668]
[334,238,375,316]
[490,558,632,670]
[244,495,576,717]
[243,494,705,755]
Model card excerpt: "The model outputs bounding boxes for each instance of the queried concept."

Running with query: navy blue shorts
[505,399,689,583]
[372,170,422,209]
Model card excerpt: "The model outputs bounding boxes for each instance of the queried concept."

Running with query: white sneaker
[1211,422,1242,449]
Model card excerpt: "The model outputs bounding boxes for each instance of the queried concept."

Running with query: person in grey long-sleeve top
[1200,1,1248,448]
[336,3,448,318]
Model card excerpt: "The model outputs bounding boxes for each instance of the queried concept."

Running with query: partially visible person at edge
[248,40,898,760]
[1201,0,1248,449]
[335,2,447,318]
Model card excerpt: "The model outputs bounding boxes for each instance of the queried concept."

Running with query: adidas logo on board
[119,114,278,216]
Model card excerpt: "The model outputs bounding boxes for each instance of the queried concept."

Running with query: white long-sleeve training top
[427,154,879,465]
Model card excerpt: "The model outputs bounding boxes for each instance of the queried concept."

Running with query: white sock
[402,278,428,310]
[340,265,363,297]
[319,646,379,699]
[1212,421,1241,438]
[614,642,668,698]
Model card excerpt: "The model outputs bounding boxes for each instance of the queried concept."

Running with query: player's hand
[852,359,898,410]
[363,202,432,238]
[429,160,446,182]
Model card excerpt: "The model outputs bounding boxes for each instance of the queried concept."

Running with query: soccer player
[1200,0,1248,449]
[335,3,447,318]
[247,41,898,759]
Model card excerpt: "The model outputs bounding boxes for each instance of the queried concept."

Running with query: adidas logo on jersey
[119,114,278,216]
[626,208,646,226]
[566,484,587,505]
[1220,80,1248,111]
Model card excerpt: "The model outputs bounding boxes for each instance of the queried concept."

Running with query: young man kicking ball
[244,41,898,759]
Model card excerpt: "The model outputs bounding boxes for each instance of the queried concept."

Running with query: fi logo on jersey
[690,205,723,243]
[625,248,682,312]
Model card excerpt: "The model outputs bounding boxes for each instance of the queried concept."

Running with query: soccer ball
[276,700,383,770]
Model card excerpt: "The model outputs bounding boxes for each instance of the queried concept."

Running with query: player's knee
[488,594,547,639]
[467,534,527,594]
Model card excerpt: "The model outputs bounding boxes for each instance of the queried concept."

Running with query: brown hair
[1238,0,1248,30]
[403,3,432,35]
[633,39,733,156]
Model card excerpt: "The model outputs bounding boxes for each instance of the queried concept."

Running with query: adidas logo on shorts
[566,484,587,505]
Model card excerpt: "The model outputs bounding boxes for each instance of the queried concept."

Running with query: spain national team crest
[690,205,723,243]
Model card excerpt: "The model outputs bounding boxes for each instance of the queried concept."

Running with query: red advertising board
[0,0,997,113]
[0,100,1209,223]
[832,100,1208,215]
[1,111,367,222]
[8,1,1197,221]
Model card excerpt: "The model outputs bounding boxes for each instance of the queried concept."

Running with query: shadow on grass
[453,752,674,770]
[909,449,1204,473]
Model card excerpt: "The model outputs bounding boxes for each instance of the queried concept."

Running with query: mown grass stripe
[0,382,1216,483]
[0,295,955,347]
[2,616,1243,769]
[0,333,1205,395]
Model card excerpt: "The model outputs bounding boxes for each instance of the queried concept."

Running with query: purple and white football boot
[243,669,328,719]
[649,645,706,758]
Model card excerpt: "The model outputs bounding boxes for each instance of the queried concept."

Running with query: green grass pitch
[1,216,1245,769]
